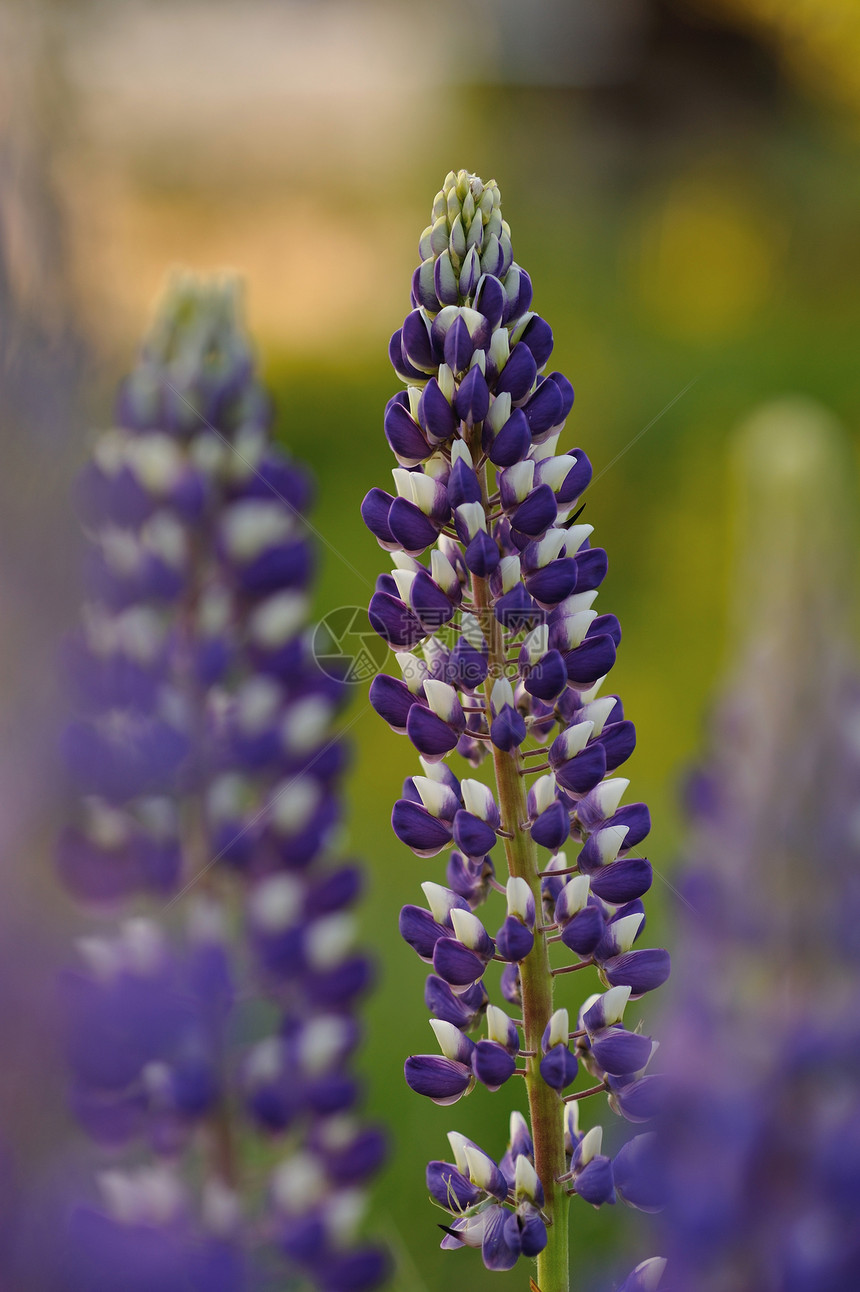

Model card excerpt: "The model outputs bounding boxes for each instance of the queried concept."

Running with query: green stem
[471,461,569,1292]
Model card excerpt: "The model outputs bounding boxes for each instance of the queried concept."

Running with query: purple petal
[491,704,527,752]
[606,802,651,848]
[603,948,671,997]
[588,611,622,646]
[495,343,537,403]
[517,1205,548,1257]
[418,378,457,443]
[522,648,567,702]
[564,632,617,687]
[547,371,575,420]
[448,637,488,690]
[472,1040,517,1092]
[559,904,605,956]
[503,264,533,323]
[404,1055,473,1104]
[446,851,495,906]
[410,571,455,631]
[574,546,608,591]
[391,799,452,856]
[368,591,425,648]
[434,252,460,307]
[406,705,460,759]
[323,1126,388,1186]
[453,810,497,859]
[425,974,487,1028]
[530,799,570,850]
[389,328,427,382]
[306,865,362,917]
[494,584,541,634]
[525,558,579,608]
[522,378,564,438]
[305,953,373,1008]
[495,916,534,963]
[447,458,482,510]
[360,488,396,548]
[591,1028,654,1076]
[474,273,506,329]
[589,857,653,904]
[444,316,474,373]
[539,1044,579,1091]
[518,314,554,369]
[464,530,500,577]
[609,1074,666,1123]
[481,1205,522,1272]
[369,674,419,733]
[455,366,490,423]
[384,400,431,465]
[596,719,636,772]
[573,1155,616,1207]
[412,260,441,313]
[485,407,531,467]
[556,447,592,503]
[511,484,558,539]
[554,743,608,797]
[427,1160,482,1211]
[401,309,436,371]
[500,962,522,1006]
[399,905,450,961]
[612,1133,665,1212]
[386,497,439,556]
[432,938,486,988]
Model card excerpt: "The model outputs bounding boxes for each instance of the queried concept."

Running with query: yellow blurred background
[2,0,859,1287]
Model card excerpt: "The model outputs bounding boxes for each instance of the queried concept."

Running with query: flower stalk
[363,170,670,1289]
[471,518,569,1291]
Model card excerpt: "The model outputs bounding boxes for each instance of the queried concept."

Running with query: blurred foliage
[697,0,860,119]
[4,0,860,1287]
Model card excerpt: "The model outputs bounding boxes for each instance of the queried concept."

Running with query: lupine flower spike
[363,171,669,1291]
[658,400,860,1292]
[60,276,387,1292]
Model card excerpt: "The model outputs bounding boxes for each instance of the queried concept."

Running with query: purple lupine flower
[655,400,860,1292]
[363,171,668,1290]
[59,276,387,1292]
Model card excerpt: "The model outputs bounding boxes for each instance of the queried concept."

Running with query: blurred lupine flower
[57,276,387,1292]
[362,170,669,1291]
[655,399,860,1292]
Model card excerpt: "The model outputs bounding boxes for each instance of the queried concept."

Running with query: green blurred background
[2,0,860,1287]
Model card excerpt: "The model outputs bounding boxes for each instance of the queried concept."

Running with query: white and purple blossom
[362,171,669,1290]
[58,277,388,1292]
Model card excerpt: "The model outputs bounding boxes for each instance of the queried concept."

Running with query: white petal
[450,908,487,951]
[430,1018,467,1062]
[578,1125,603,1165]
[548,1008,569,1049]
[578,696,617,737]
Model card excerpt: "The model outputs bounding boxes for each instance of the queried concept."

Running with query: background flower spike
[656,399,860,1292]
[62,275,388,1291]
